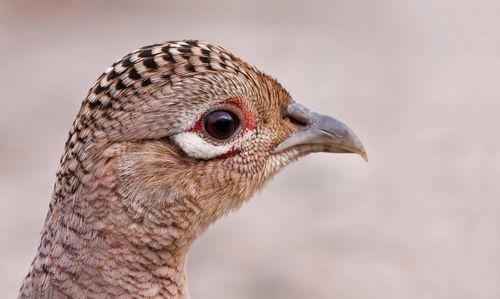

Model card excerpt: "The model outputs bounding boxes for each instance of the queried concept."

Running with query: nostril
[284,102,312,127]
[285,115,308,127]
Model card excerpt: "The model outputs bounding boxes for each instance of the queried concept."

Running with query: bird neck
[21,155,201,298]
[80,191,197,298]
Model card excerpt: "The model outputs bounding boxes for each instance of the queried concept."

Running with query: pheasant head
[20,40,366,298]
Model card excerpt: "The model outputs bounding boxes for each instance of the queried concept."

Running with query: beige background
[1,0,499,298]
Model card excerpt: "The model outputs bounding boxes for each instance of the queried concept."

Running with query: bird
[19,40,367,298]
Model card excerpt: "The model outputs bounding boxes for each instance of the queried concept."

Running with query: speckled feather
[19,40,299,298]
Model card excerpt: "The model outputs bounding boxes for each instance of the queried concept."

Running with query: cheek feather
[171,132,234,160]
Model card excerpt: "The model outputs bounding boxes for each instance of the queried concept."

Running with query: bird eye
[203,110,240,140]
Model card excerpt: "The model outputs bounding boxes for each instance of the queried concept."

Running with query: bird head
[70,40,366,234]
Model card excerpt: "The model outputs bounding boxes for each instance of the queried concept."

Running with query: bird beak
[273,102,368,161]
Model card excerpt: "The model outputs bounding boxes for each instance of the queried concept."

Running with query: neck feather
[20,155,200,298]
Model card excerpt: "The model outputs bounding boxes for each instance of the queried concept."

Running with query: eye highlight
[203,110,240,141]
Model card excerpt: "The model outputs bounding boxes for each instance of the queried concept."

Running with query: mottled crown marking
[86,40,253,110]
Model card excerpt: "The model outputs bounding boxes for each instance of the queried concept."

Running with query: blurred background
[1,0,499,298]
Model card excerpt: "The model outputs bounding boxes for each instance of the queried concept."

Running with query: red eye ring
[187,99,254,144]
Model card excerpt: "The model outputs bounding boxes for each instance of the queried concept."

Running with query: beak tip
[359,150,369,162]
[349,134,368,162]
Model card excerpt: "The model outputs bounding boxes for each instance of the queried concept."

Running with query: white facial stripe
[171,132,233,159]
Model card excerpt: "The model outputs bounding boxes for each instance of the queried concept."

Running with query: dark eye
[203,110,240,140]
